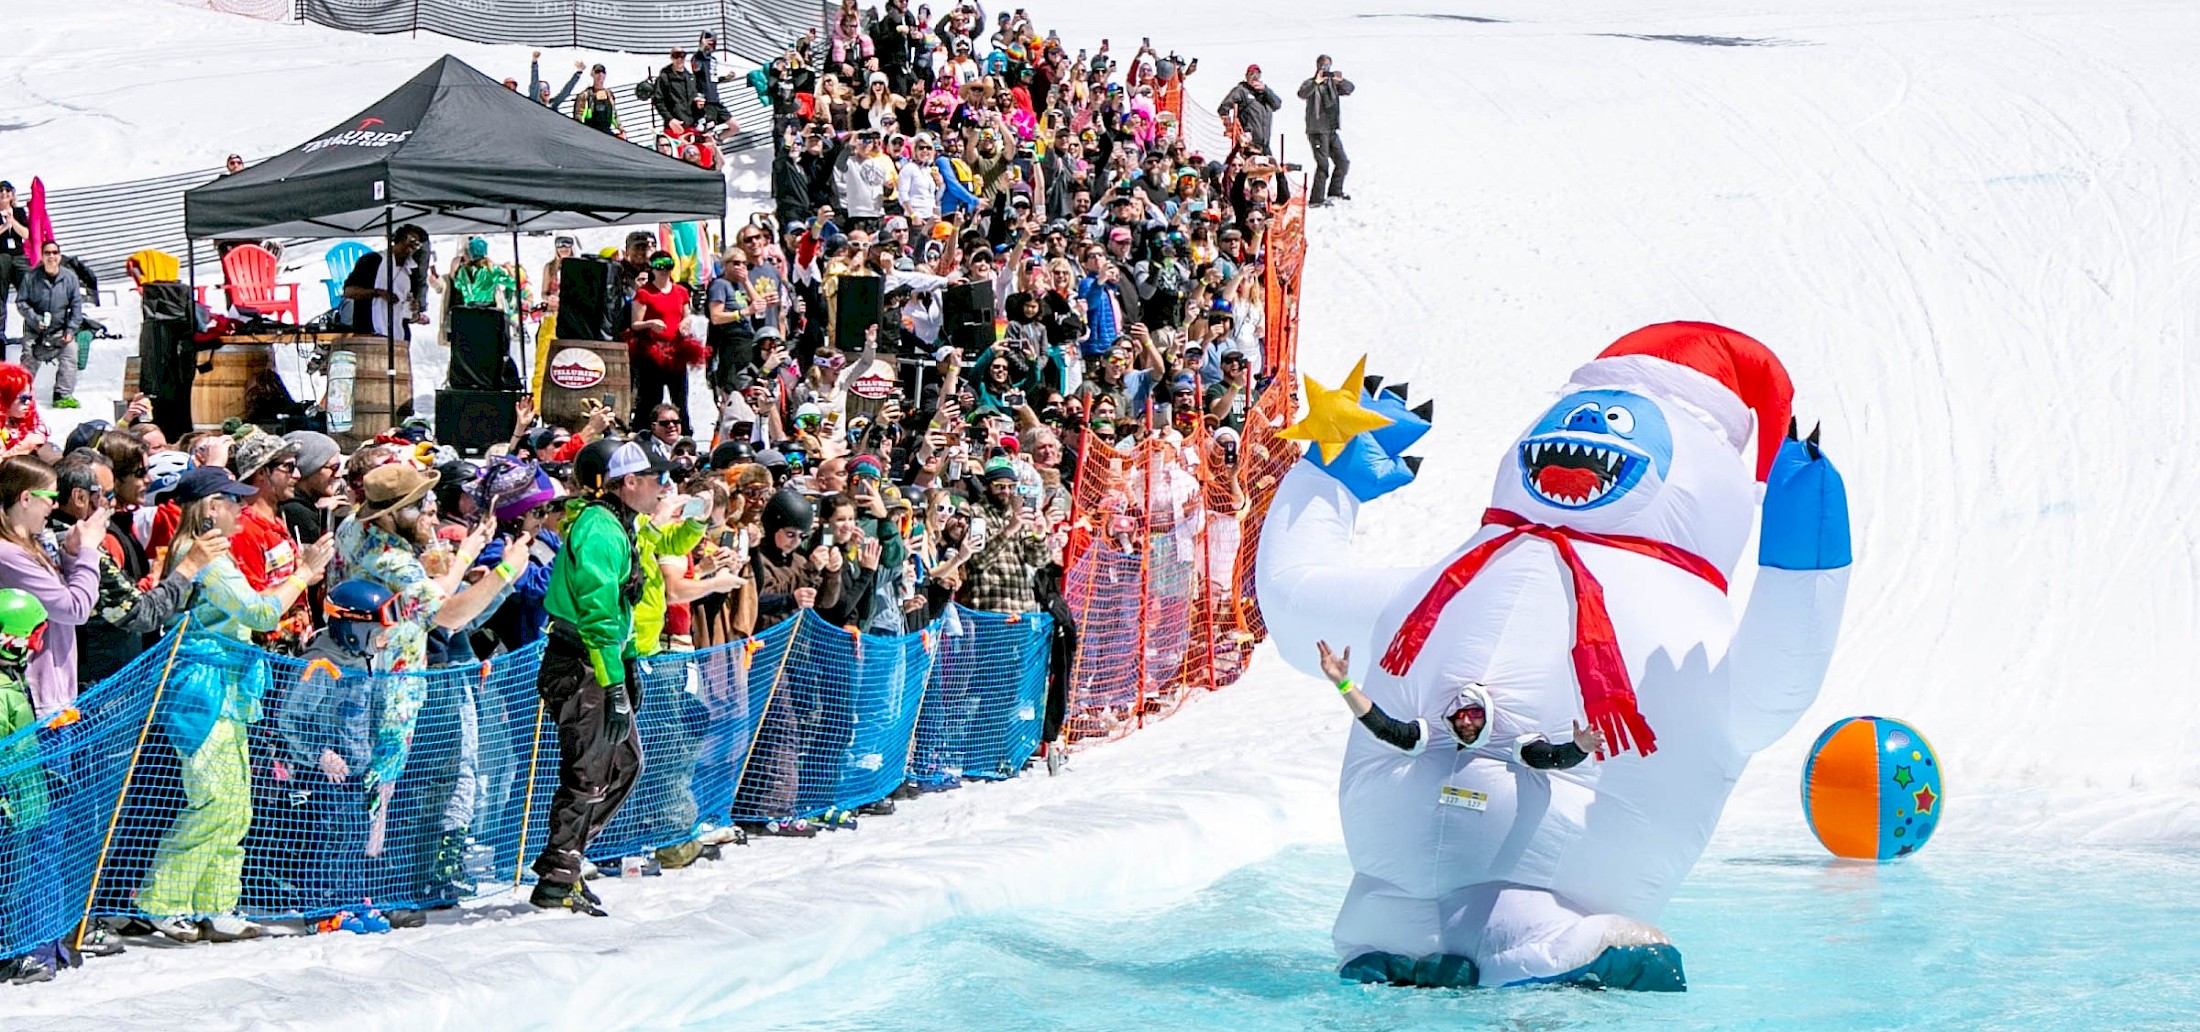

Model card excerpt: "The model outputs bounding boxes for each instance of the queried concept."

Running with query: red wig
[0,363,30,404]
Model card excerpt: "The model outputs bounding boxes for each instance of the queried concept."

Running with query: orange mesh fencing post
[1134,437,1153,730]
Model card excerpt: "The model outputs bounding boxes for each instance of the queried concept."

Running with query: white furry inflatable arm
[1727,429,1852,752]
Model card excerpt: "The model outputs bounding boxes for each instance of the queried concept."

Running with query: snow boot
[530,880,607,917]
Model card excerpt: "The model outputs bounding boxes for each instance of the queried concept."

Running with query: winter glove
[604,681,634,743]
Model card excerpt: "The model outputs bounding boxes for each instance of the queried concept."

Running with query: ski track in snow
[5,0,2200,1024]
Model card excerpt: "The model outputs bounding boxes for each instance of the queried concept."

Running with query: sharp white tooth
[1564,442,1580,457]
[1531,443,1545,461]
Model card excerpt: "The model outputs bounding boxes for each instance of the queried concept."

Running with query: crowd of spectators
[0,0,1351,987]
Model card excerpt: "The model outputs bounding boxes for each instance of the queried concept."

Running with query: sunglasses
[654,418,682,427]
[26,489,56,501]
[650,257,677,270]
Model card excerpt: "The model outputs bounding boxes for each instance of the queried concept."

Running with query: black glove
[604,681,634,742]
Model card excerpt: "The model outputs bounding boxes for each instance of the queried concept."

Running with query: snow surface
[6,0,2200,1025]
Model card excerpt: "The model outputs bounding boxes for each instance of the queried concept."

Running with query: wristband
[285,574,311,593]
[1335,678,1355,695]
[494,558,521,582]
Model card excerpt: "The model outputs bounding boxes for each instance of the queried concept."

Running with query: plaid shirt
[958,495,1046,615]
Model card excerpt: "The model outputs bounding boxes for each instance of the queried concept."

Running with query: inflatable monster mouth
[1519,435,1649,509]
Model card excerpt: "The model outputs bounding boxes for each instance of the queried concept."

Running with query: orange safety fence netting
[1055,170,1309,749]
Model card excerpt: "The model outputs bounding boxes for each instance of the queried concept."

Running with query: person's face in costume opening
[1448,701,1487,746]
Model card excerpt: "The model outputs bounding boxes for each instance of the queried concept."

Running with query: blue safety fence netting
[908,607,1053,789]
[0,602,1052,956]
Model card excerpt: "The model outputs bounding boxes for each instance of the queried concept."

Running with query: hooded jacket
[544,496,644,686]
[749,492,843,629]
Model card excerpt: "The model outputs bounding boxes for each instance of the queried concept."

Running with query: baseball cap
[171,466,259,504]
[605,440,672,481]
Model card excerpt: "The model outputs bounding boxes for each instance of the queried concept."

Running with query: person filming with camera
[1298,55,1355,207]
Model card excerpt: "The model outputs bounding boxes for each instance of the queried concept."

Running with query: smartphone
[197,516,217,535]
[600,393,616,410]
[821,529,837,549]
[530,537,558,566]
[681,496,710,521]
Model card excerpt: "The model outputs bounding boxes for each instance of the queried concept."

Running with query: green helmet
[0,589,48,665]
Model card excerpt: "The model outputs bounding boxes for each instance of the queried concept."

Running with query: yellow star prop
[1279,355,1394,463]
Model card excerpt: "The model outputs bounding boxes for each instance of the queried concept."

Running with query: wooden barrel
[538,339,633,431]
[329,336,414,449]
[189,342,275,430]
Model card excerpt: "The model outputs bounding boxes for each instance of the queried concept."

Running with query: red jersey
[232,503,311,644]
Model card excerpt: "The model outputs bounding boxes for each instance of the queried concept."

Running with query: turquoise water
[721,841,2200,1030]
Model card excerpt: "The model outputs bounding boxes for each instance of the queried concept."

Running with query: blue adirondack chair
[321,241,375,311]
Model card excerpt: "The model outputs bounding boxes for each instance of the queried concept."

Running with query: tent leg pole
[384,209,396,429]
[509,209,524,396]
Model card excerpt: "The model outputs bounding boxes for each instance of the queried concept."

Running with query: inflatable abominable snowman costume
[1256,322,1853,991]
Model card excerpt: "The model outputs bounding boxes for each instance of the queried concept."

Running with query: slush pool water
[719,841,2200,1030]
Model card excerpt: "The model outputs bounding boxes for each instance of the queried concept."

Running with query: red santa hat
[1563,321,1793,482]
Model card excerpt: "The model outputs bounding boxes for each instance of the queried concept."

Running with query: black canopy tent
[186,53,726,238]
[182,54,727,416]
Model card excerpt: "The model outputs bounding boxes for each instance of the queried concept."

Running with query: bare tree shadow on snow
[1353,13,1508,24]
[1593,33,1813,47]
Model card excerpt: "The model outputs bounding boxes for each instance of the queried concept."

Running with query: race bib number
[1437,786,1488,811]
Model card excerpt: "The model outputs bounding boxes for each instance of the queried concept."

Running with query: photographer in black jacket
[1299,55,1356,206]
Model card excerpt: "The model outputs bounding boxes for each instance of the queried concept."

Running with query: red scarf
[1378,509,1728,757]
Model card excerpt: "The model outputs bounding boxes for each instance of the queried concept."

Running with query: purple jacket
[0,538,101,717]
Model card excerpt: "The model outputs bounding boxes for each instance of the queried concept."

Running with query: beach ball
[1800,716,1942,860]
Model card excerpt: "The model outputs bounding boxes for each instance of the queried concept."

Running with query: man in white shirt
[340,224,430,338]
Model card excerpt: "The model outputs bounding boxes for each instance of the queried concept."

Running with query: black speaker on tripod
[447,306,520,391]
[834,275,883,351]
[556,256,619,341]
[943,281,996,356]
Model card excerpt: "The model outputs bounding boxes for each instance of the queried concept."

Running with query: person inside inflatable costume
[1256,322,1852,992]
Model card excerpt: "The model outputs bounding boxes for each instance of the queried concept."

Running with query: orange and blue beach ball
[1801,716,1942,860]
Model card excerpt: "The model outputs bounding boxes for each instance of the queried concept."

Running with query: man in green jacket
[530,439,668,915]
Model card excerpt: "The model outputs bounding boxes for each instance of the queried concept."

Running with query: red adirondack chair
[218,243,299,323]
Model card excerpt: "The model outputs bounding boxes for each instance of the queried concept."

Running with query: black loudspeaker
[556,256,618,341]
[436,389,524,457]
[944,281,996,355]
[448,306,519,390]
[835,275,883,350]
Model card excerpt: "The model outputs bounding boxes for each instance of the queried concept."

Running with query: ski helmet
[761,489,815,540]
[322,578,398,658]
[573,437,625,496]
[0,589,49,666]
